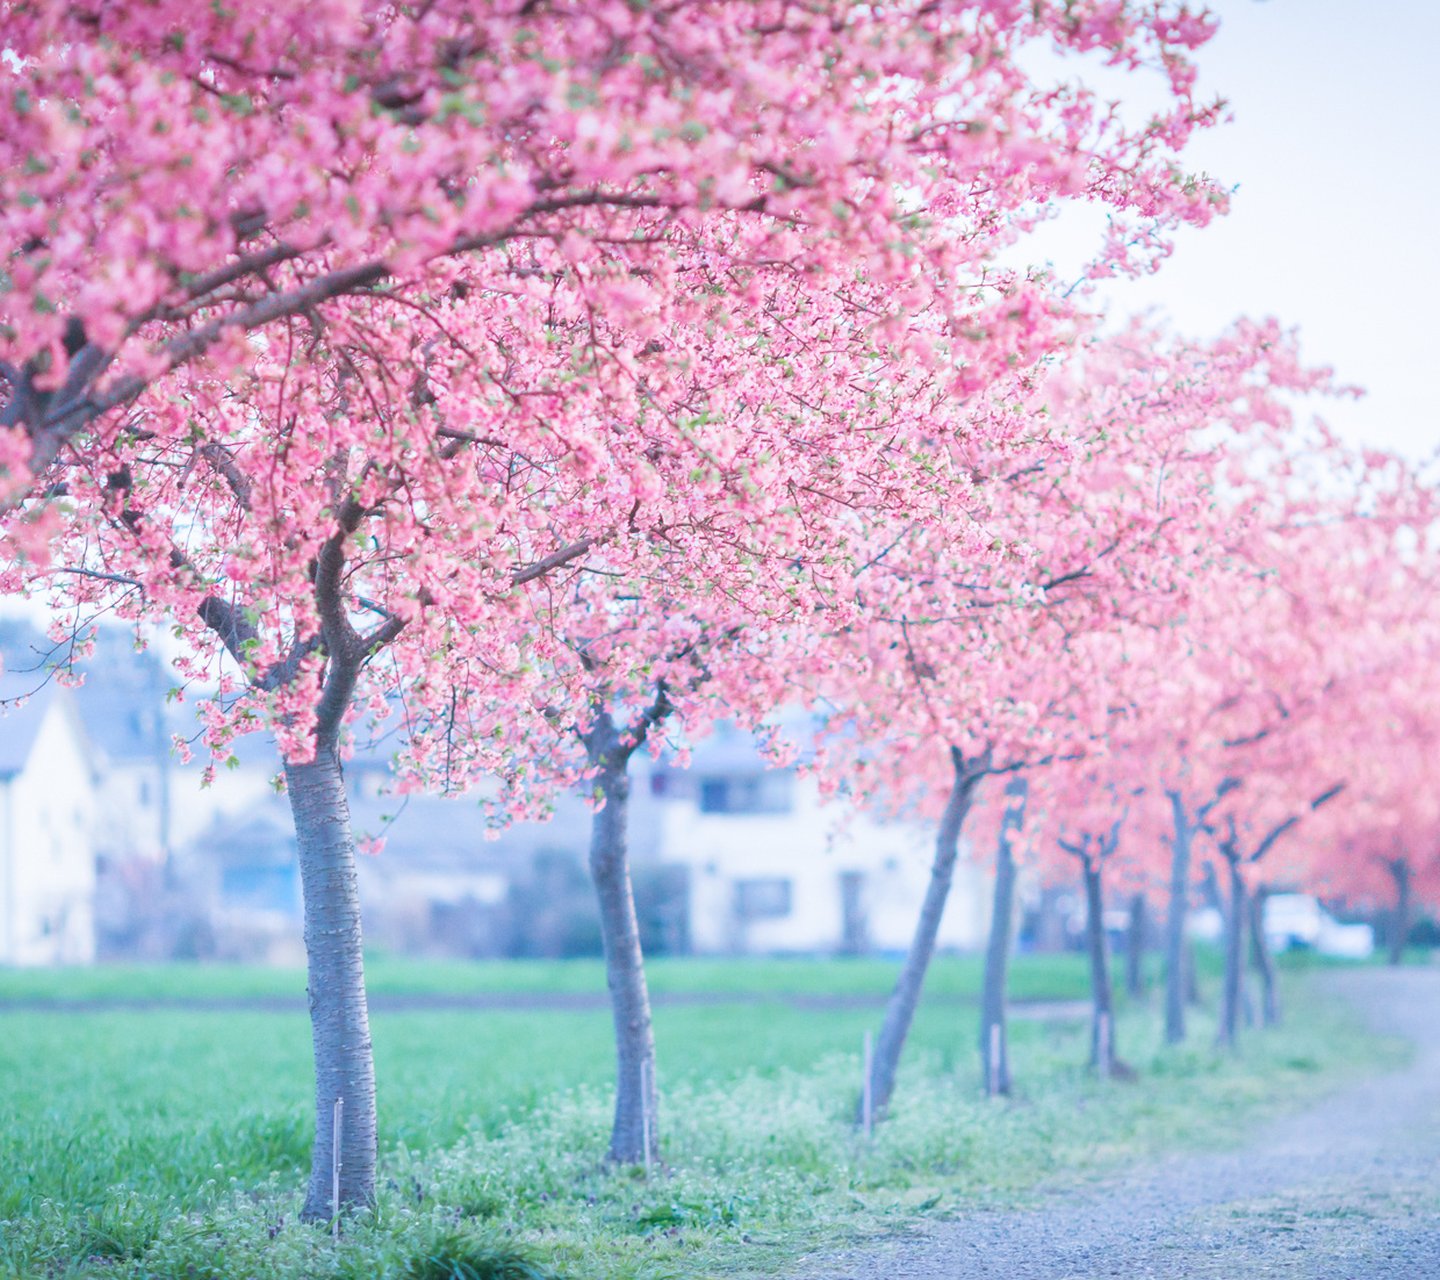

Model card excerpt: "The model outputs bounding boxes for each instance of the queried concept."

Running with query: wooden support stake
[861,1030,874,1138]
[332,1096,344,1237]
[640,1060,653,1176]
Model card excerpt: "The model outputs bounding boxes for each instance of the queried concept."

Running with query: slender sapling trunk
[1081,852,1117,1074]
[1388,857,1412,967]
[1125,891,1147,1000]
[286,742,378,1220]
[1248,883,1280,1027]
[1184,937,1201,1006]
[1163,794,1192,1045]
[197,492,424,1218]
[979,776,1026,1096]
[1217,850,1247,1050]
[586,711,659,1165]
[864,748,983,1121]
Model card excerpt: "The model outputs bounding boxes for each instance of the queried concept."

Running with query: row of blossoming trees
[2,0,1436,1220]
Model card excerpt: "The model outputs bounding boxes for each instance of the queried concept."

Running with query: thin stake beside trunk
[331,1096,344,1237]
[860,1030,874,1138]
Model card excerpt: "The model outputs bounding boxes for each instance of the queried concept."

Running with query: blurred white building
[0,672,98,965]
[650,727,990,955]
[0,622,994,964]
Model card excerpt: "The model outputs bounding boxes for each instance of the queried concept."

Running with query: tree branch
[512,535,601,585]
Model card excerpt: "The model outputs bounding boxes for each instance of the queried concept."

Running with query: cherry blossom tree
[1134,432,1434,1045]
[807,319,1313,1115]
[1000,762,1144,1077]
[2,1,1235,1210]
[1207,781,1344,1045]
[409,600,798,1165]
[1,0,1228,496]
[1261,652,1440,980]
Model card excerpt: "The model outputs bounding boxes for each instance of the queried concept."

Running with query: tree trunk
[1217,852,1246,1050]
[1125,891,1147,1000]
[285,745,377,1220]
[1184,937,1201,1006]
[1248,884,1280,1027]
[1388,858,1412,966]
[1082,853,1117,1074]
[864,751,982,1121]
[1163,795,1192,1045]
[979,776,1026,1097]
[588,735,659,1165]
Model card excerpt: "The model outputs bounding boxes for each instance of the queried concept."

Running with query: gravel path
[794,967,1440,1280]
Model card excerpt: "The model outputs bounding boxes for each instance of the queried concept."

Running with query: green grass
[0,957,1405,1280]
[0,999,1072,1214]
[1274,946,1434,972]
[0,950,1092,1005]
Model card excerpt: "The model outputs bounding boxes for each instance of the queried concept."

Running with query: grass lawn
[0,954,1403,1279]
[0,949,1096,1005]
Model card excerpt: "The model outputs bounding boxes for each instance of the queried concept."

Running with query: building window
[698,772,793,815]
[649,770,694,799]
[839,871,869,954]
[734,877,793,920]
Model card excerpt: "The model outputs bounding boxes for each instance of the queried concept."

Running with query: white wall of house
[93,757,167,863]
[657,771,991,955]
[0,694,98,965]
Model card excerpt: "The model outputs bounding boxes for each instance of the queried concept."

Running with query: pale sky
[1034,0,1440,459]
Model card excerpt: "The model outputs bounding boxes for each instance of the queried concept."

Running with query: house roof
[0,669,59,779]
[70,630,171,762]
[1,621,164,766]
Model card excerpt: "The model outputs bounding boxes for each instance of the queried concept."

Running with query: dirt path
[795,968,1440,1280]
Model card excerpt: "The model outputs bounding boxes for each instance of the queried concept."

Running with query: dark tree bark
[979,776,1027,1096]
[1125,891,1147,1000]
[585,708,660,1165]
[1248,883,1280,1027]
[864,748,985,1121]
[1217,850,1247,1050]
[1081,852,1118,1074]
[286,743,378,1220]
[1163,792,1193,1045]
[1388,857,1413,966]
